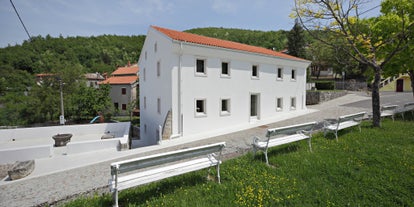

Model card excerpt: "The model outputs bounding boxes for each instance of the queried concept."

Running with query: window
[145,51,147,60]
[157,98,161,114]
[220,99,230,115]
[122,104,127,110]
[290,97,296,110]
[144,124,147,134]
[291,69,296,80]
[277,67,283,79]
[121,87,126,95]
[157,61,161,77]
[195,99,206,116]
[221,62,229,76]
[252,65,259,78]
[196,59,206,75]
[143,96,146,109]
[276,98,283,111]
[114,102,119,110]
[154,42,157,53]
[143,68,146,81]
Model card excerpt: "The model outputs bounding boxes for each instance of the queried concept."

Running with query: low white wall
[0,145,53,164]
[67,139,120,154]
[0,122,131,143]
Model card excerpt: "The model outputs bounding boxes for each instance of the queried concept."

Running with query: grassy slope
[64,119,414,207]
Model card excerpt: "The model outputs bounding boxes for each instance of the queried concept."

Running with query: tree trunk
[408,70,414,99]
[371,66,381,127]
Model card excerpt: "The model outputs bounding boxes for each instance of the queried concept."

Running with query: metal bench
[252,122,317,165]
[401,102,414,120]
[323,112,366,141]
[109,142,226,207]
[380,105,399,121]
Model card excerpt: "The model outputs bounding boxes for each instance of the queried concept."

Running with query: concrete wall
[0,122,130,143]
[0,145,53,164]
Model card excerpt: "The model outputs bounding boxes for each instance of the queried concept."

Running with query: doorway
[396,79,403,92]
[250,94,260,120]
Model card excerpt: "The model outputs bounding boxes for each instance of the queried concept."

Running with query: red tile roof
[112,65,139,76]
[152,26,307,61]
[99,76,138,85]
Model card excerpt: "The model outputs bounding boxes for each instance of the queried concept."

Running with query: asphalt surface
[0,91,411,207]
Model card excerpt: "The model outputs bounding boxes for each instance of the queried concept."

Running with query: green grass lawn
[64,119,414,207]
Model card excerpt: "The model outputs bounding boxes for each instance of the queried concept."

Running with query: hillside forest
[0,27,363,126]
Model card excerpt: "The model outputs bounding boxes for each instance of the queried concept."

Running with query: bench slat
[112,142,225,174]
[114,157,219,191]
[323,112,366,140]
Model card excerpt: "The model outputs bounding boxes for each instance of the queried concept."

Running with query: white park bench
[400,102,414,120]
[323,111,366,141]
[252,122,317,165]
[380,105,399,121]
[109,142,226,207]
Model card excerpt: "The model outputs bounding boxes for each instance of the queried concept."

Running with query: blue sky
[0,0,381,48]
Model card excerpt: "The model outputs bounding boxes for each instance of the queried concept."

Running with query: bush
[315,81,335,90]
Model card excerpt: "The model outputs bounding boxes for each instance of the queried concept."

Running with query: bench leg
[308,137,312,152]
[264,149,269,166]
[112,188,119,207]
[335,130,338,141]
[217,164,221,184]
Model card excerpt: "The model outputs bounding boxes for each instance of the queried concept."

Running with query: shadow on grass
[118,173,209,206]
[253,144,301,164]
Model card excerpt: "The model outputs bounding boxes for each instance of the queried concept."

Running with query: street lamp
[59,79,65,125]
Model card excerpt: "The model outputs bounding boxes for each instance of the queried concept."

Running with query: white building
[138,26,311,146]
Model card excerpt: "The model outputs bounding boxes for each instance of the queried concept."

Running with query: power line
[360,5,381,16]
[10,0,31,40]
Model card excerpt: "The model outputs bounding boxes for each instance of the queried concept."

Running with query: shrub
[315,81,335,90]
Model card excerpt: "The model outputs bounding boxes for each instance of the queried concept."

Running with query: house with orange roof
[138,26,311,146]
[99,63,139,115]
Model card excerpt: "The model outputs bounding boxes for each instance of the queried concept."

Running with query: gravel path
[0,92,375,207]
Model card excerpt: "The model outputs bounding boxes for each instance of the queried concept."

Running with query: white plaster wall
[139,28,173,145]
[0,122,130,143]
[177,44,309,136]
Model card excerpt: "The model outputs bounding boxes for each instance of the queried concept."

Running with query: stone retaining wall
[306,91,347,105]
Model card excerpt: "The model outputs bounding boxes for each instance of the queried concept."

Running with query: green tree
[287,19,307,58]
[293,0,413,127]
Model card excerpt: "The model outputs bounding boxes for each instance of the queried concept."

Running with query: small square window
[114,102,119,110]
[252,65,259,78]
[154,42,157,53]
[290,97,296,110]
[145,51,147,60]
[277,68,283,79]
[121,88,126,95]
[143,68,146,81]
[221,62,229,76]
[143,96,146,109]
[122,104,127,110]
[291,69,296,80]
[276,98,283,111]
[195,99,206,116]
[220,99,230,115]
[196,59,206,74]
[144,124,147,134]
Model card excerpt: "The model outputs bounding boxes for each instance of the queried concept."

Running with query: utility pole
[59,79,65,125]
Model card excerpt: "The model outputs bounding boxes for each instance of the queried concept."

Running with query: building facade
[99,64,139,115]
[138,26,311,146]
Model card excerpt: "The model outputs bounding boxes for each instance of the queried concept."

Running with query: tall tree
[293,0,413,127]
[287,19,307,58]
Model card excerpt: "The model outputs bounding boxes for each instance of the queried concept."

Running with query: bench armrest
[252,136,265,145]
[323,119,338,126]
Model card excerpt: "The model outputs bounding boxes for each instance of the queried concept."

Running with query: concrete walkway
[0,92,408,206]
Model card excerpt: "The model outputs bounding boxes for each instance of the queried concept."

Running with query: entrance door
[250,94,260,120]
[396,79,403,92]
